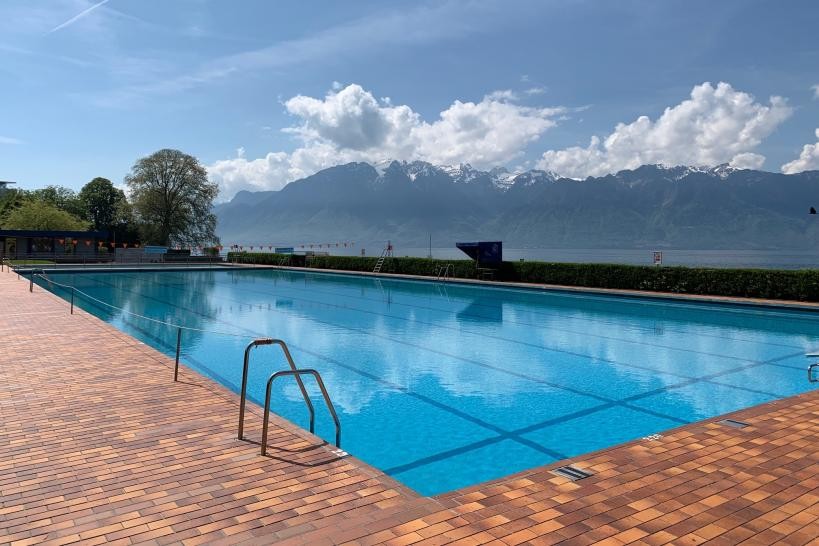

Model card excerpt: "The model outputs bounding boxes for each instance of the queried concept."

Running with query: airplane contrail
[47,0,112,34]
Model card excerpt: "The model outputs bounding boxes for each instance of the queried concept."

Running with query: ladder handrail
[809,362,819,383]
[262,368,341,455]
[436,263,453,280]
[238,338,315,440]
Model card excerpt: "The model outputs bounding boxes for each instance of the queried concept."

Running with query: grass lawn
[9,259,55,265]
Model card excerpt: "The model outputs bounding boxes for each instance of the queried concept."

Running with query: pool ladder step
[238,339,341,455]
[373,255,386,273]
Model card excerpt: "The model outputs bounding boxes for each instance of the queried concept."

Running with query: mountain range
[214,161,819,250]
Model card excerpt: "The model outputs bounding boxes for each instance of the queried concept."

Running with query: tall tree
[28,185,87,220]
[0,189,26,226]
[125,149,219,247]
[79,177,127,231]
[3,201,89,231]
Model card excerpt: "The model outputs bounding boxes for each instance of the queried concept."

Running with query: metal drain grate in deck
[551,465,593,481]
[718,418,750,428]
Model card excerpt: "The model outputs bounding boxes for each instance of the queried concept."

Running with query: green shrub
[226,252,819,302]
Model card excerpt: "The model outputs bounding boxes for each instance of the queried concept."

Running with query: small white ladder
[372,242,393,273]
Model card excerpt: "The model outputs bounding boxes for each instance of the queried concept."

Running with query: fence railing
[4,254,226,269]
[20,266,345,456]
[30,271,254,381]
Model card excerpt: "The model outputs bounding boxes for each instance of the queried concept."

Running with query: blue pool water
[39,269,818,495]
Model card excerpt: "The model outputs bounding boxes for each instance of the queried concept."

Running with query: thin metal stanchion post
[29,270,33,292]
[174,327,182,381]
[70,287,75,314]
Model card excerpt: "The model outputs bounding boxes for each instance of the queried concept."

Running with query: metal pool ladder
[237,338,341,455]
[261,369,340,455]
[807,353,819,383]
[436,263,453,280]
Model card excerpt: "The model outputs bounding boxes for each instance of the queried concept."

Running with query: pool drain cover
[551,465,593,481]
[718,419,750,429]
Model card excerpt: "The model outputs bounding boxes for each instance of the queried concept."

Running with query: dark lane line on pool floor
[149,269,810,380]
[141,271,800,402]
[85,299,573,466]
[98,274,794,446]
[247,267,819,347]
[97,273,715,421]
[93,272,799,413]
[58,276,571,462]
[58,275,801,475]
[154,269,810,354]
[257,277,805,363]
[62,274,695,449]
[384,348,805,476]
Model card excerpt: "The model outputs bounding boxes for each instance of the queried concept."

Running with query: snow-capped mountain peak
[441,163,482,183]
[708,163,738,179]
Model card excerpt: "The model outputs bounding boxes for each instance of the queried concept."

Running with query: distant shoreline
[226,246,819,270]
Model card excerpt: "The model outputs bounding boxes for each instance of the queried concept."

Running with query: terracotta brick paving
[1,270,818,545]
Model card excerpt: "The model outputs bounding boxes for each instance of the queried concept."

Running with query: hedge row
[227,252,819,302]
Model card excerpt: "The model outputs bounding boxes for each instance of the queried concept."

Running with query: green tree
[125,149,219,246]
[0,189,26,225]
[28,185,87,220]
[3,200,89,231]
[79,177,127,231]
[111,198,140,243]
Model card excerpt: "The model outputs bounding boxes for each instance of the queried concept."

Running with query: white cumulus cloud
[728,152,766,170]
[208,149,294,195]
[283,84,419,154]
[208,83,565,199]
[812,84,819,99]
[537,82,792,178]
[781,129,819,174]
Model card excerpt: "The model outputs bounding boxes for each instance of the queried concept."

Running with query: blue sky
[1,0,818,200]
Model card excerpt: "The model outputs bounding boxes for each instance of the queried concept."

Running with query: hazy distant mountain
[214,161,819,250]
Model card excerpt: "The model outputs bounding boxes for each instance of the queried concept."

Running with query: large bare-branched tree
[126,149,219,247]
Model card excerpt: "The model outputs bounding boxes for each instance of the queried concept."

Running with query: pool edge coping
[431,388,819,502]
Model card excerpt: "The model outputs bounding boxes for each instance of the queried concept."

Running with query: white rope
[34,273,255,339]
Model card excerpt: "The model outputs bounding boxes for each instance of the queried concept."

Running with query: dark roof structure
[0,229,109,238]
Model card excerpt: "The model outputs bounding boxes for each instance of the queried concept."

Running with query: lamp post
[811,207,817,269]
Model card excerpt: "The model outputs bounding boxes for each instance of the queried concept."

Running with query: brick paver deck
[1,271,818,545]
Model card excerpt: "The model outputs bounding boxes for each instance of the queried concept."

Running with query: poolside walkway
[1,271,818,545]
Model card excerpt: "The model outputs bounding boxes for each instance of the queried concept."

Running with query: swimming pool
[39,268,818,495]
